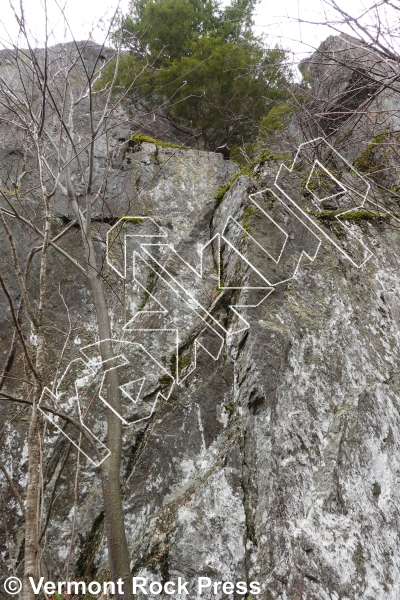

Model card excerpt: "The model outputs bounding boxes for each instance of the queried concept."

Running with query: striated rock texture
[2,36,400,600]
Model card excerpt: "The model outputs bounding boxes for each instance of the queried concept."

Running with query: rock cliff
[2,35,400,600]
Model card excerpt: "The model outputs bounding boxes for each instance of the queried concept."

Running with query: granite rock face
[2,37,400,600]
[298,33,400,182]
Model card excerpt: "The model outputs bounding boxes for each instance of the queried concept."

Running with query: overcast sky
[0,0,395,66]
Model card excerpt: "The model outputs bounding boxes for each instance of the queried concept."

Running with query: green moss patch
[215,167,255,205]
[306,208,390,222]
[390,184,400,197]
[353,131,389,174]
[118,216,145,223]
[130,134,188,150]
[242,205,260,235]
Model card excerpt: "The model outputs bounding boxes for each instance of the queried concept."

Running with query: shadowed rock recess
[2,36,400,600]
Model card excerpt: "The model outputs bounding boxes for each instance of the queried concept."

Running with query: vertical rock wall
[2,37,400,600]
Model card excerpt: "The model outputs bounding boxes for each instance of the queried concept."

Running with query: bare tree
[262,1,400,217]
[317,0,400,63]
[0,3,178,599]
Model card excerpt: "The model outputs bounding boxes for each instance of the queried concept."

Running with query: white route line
[47,137,374,464]
[39,338,175,466]
[274,137,373,268]
[247,189,322,287]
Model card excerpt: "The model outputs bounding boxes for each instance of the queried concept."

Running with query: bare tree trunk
[23,399,40,600]
[23,156,52,599]
[0,12,150,592]
[76,207,133,600]
[101,390,132,600]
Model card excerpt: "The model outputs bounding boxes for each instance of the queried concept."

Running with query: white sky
[0,0,397,67]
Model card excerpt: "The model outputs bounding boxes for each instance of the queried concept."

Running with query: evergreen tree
[107,0,291,148]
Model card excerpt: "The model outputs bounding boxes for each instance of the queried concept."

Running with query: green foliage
[390,184,400,196]
[242,205,259,235]
[124,0,222,60]
[169,341,194,378]
[119,215,145,222]
[214,147,290,205]
[158,373,173,387]
[224,401,235,414]
[129,134,188,150]
[303,166,342,200]
[104,0,291,148]
[257,149,290,162]
[215,166,254,205]
[258,102,293,135]
[306,208,390,222]
[353,131,389,174]
[215,176,239,204]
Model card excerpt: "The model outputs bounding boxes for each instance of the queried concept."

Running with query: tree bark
[77,212,133,600]
[23,399,40,600]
